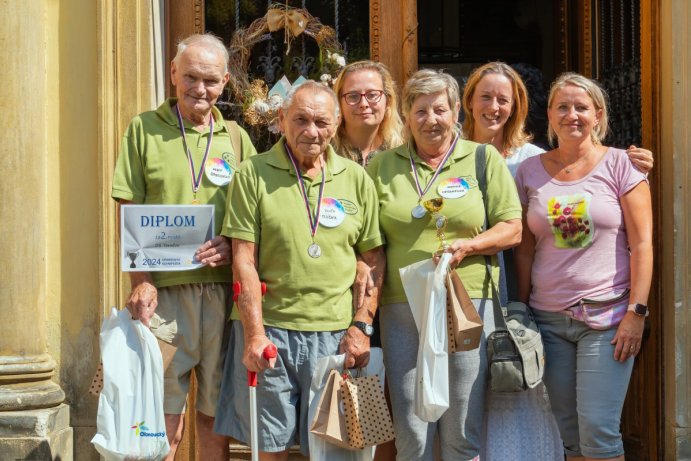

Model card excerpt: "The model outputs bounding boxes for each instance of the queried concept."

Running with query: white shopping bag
[308,349,386,461]
[91,307,170,461]
[400,254,451,422]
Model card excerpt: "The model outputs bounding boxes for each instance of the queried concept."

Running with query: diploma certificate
[120,205,214,272]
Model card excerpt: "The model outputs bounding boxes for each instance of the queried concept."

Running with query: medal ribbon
[408,132,460,201]
[284,142,326,240]
[175,104,214,197]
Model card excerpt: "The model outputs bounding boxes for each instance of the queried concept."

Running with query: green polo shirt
[112,98,257,288]
[223,139,384,331]
[366,139,521,304]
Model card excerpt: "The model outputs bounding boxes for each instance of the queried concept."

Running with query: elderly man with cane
[214,80,386,460]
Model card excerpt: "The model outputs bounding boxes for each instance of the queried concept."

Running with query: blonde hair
[332,61,404,160]
[401,69,460,142]
[461,62,531,152]
[547,72,609,145]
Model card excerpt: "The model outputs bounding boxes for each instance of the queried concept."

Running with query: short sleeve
[613,148,648,197]
[111,119,146,203]
[484,145,522,226]
[514,157,533,206]
[223,160,260,243]
[354,173,385,254]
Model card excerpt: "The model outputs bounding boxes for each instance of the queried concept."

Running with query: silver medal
[307,242,322,259]
[411,205,427,219]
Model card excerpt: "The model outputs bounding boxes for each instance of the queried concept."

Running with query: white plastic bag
[400,254,451,422]
[308,349,386,461]
[91,307,170,461]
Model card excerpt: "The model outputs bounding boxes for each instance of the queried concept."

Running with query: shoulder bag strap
[474,144,508,330]
[225,120,244,162]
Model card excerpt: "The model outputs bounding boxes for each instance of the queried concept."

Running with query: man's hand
[126,276,158,326]
[243,334,278,372]
[196,235,231,267]
[626,145,654,174]
[339,327,370,369]
[353,258,375,309]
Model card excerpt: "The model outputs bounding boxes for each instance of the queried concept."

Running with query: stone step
[229,443,308,460]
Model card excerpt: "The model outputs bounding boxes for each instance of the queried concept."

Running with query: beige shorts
[149,283,230,416]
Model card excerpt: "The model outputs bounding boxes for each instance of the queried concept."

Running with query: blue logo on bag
[131,421,165,438]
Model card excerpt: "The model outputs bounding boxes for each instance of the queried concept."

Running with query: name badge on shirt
[437,177,470,199]
[205,157,233,186]
[319,198,346,228]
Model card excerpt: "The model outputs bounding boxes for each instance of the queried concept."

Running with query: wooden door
[167,1,665,459]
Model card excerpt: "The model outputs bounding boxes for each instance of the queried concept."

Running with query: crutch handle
[233,281,267,301]
[247,344,278,387]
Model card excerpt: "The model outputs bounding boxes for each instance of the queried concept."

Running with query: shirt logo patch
[338,199,359,215]
[221,151,236,167]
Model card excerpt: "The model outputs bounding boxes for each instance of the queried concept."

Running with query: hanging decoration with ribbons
[225,2,345,128]
[265,6,308,54]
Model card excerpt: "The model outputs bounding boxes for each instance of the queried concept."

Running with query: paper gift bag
[157,338,177,372]
[310,369,352,449]
[341,374,395,449]
[446,270,483,352]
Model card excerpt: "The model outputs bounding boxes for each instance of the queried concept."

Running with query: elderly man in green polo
[214,81,386,458]
[112,34,257,461]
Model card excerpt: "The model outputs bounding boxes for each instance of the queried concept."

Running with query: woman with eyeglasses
[333,60,405,167]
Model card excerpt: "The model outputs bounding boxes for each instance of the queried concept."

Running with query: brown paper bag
[309,369,352,449]
[446,270,483,352]
[157,338,177,372]
[341,374,395,449]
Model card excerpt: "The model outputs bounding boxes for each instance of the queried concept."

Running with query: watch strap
[627,303,649,317]
[352,320,374,336]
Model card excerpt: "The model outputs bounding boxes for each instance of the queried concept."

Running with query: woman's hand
[611,312,645,362]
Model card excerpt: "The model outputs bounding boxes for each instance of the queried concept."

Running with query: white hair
[174,34,229,73]
[281,80,340,120]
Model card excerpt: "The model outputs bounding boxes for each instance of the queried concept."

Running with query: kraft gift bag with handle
[308,350,386,461]
[91,307,169,461]
[340,370,395,449]
[446,269,483,352]
[310,368,351,449]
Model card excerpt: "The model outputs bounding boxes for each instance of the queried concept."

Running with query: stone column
[0,0,72,459]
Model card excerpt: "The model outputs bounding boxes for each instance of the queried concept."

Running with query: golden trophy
[423,197,450,255]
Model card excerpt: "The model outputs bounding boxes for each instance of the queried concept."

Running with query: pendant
[307,242,322,259]
[411,205,426,219]
[191,198,200,205]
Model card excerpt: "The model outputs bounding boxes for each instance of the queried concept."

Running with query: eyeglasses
[341,90,385,106]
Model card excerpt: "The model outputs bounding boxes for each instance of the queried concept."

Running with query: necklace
[556,149,594,174]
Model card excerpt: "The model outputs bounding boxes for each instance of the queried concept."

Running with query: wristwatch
[627,303,649,317]
[352,321,374,337]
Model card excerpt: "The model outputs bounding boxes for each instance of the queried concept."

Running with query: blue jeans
[380,300,494,461]
[532,308,634,459]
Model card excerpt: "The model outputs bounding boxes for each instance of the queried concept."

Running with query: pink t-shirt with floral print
[515,147,647,312]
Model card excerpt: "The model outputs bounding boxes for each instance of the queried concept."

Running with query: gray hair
[281,80,340,120]
[401,69,461,119]
[174,34,229,73]
[547,72,609,145]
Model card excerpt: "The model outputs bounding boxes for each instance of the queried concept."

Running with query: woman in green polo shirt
[366,68,522,461]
